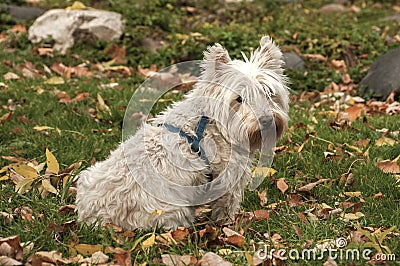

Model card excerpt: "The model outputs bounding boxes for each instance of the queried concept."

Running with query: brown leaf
[276,178,288,194]
[198,252,232,266]
[343,105,363,122]
[297,179,329,192]
[253,209,270,221]
[106,44,127,65]
[226,234,245,248]
[109,247,131,266]
[288,193,303,207]
[297,212,310,225]
[0,256,22,266]
[3,72,19,80]
[375,160,400,174]
[156,231,177,245]
[292,225,303,239]
[0,236,23,260]
[59,92,90,104]
[162,254,197,266]
[171,227,189,242]
[353,138,370,149]
[257,189,268,206]
[302,54,327,62]
[375,137,395,147]
[58,205,75,215]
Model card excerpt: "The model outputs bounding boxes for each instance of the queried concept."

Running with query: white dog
[75,36,290,230]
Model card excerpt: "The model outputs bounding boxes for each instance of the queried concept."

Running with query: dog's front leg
[210,175,248,222]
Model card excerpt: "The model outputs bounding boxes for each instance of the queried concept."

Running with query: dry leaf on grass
[198,252,232,266]
[162,254,197,266]
[276,178,288,194]
[297,179,329,192]
[375,160,400,174]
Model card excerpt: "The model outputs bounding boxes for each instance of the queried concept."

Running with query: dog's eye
[236,96,243,103]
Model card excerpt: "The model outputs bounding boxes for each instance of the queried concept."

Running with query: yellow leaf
[66,1,87,10]
[218,249,232,256]
[96,93,112,115]
[343,191,362,197]
[244,251,254,266]
[42,178,58,194]
[0,175,9,181]
[375,137,395,147]
[46,148,59,174]
[252,167,277,177]
[131,233,152,251]
[69,243,111,256]
[44,76,65,85]
[141,233,155,249]
[341,212,365,220]
[34,125,54,131]
[344,143,363,154]
[12,164,38,179]
[145,209,163,226]
[15,178,34,194]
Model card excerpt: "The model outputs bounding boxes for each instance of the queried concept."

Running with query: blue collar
[162,115,213,182]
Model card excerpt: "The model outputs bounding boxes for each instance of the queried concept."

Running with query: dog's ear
[200,44,232,81]
[251,36,284,74]
[203,43,231,63]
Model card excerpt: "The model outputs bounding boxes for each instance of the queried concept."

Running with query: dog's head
[198,36,290,151]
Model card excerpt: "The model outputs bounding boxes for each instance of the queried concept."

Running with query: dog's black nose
[259,116,274,129]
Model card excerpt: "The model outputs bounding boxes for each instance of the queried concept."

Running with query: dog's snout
[259,116,274,129]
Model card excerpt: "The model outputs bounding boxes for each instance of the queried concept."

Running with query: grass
[0,0,400,265]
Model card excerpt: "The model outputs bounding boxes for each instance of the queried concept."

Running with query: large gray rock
[0,4,45,21]
[28,9,125,54]
[360,48,400,98]
[283,52,305,70]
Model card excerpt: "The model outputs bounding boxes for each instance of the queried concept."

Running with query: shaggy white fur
[75,36,290,230]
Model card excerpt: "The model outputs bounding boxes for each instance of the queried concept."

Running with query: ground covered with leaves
[0,0,400,265]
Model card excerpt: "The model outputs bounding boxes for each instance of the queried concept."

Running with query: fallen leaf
[297,179,329,192]
[344,105,363,122]
[58,205,76,215]
[0,256,22,266]
[198,252,232,266]
[44,76,65,85]
[226,234,244,248]
[109,247,131,266]
[293,225,303,239]
[42,178,58,194]
[375,160,400,174]
[66,1,87,10]
[0,236,23,260]
[141,233,155,249]
[171,227,189,242]
[34,125,54,132]
[3,72,20,80]
[302,54,327,62]
[343,191,362,197]
[162,254,197,266]
[341,212,365,221]
[276,178,288,194]
[156,231,177,245]
[375,136,395,147]
[81,251,109,264]
[257,189,268,206]
[252,167,277,177]
[253,209,270,221]
[12,164,38,179]
[46,148,59,174]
